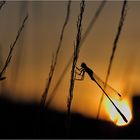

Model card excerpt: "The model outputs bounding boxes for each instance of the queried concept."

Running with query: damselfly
[75,62,128,123]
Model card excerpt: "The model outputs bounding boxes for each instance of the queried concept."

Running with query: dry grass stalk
[0,1,6,11]
[67,0,85,135]
[47,0,106,107]
[0,14,28,80]
[40,54,55,107]
[81,0,106,45]
[12,2,28,83]
[40,0,71,107]
[97,0,128,119]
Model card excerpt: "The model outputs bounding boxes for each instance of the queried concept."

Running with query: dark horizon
[0,93,139,138]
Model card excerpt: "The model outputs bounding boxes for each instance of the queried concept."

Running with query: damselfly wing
[93,72,122,100]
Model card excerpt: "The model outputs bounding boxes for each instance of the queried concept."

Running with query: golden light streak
[104,97,132,126]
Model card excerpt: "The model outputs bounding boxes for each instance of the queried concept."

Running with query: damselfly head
[81,62,86,68]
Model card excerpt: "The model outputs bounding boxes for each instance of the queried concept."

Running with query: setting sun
[105,97,132,126]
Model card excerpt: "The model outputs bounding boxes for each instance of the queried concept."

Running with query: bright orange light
[104,97,132,126]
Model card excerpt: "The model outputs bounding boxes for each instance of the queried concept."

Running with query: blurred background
[0,1,140,124]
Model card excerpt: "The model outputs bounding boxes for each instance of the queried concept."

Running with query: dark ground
[0,94,139,138]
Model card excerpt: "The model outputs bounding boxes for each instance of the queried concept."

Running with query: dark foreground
[0,95,139,138]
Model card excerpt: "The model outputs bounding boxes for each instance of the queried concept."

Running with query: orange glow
[104,97,132,126]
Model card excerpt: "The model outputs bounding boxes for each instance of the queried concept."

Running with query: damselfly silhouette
[75,62,128,123]
[76,63,122,100]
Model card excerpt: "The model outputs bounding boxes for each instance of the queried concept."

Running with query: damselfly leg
[74,63,128,123]
[75,65,121,100]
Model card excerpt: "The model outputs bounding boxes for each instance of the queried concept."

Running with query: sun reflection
[104,97,132,126]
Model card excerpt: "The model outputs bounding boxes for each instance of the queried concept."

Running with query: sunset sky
[0,1,140,123]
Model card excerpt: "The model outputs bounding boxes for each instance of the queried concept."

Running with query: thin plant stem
[0,14,28,80]
[96,0,128,120]
[67,0,85,136]
[40,0,71,107]
[0,1,6,11]
[46,0,106,107]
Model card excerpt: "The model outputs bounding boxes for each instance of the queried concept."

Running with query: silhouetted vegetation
[97,0,128,120]
[40,0,71,107]
[47,0,107,107]
[0,14,28,81]
[0,1,5,11]
[67,0,85,135]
